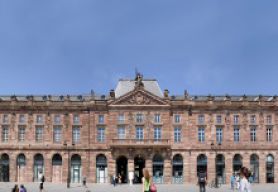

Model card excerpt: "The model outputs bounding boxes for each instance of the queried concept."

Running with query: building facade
[0,74,278,184]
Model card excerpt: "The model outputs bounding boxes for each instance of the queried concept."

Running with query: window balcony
[110,139,170,148]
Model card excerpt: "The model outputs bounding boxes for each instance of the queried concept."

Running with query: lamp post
[211,142,221,188]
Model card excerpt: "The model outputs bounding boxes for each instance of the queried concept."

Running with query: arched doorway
[52,154,62,183]
[250,154,259,183]
[197,154,207,176]
[0,154,9,182]
[216,154,225,184]
[96,154,108,183]
[116,156,128,183]
[153,154,164,183]
[134,155,145,183]
[33,154,44,182]
[233,154,242,175]
[17,154,26,182]
[266,154,274,183]
[71,154,81,183]
[172,154,183,184]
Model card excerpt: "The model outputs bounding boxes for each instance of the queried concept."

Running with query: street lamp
[64,141,75,188]
[211,142,221,188]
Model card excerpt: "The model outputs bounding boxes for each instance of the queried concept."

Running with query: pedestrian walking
[12,184,19,192]
[82,176,87,187]
[38,171,45,192]
[239,167,251,192]
[230,173,235,191]
[19,185,27,192]
[197,171,207,192]
[142,168,157,192]
[235,173,240,190]
[112,174,116,187]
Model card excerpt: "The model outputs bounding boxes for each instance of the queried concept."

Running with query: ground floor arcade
[0,149,278,184]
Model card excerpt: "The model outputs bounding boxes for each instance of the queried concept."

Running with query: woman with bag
[142,168,157,192]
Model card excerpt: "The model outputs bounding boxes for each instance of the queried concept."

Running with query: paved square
[1,183,278,192]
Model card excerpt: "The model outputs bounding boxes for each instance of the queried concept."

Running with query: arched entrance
[17,154,26,182]
[116,156,128,183]
[0,154,9,182]
[33,154,44,181]
[250,154,259,183]
[172,154,183,184]
[266,154,274,183]
[153,154,164,183]
[52,154,62,183]
[134,155,145,183]
[71,154,81,183]
[233,154,242,175]
[96,154,108,183]
[216,154,225,184]
[197,154,207,176]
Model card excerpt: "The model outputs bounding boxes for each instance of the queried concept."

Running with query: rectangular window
[250,115,256,124]
[35,126,43,142]
[136,126,144,141]
[36,115,43,124]
[54,115,61,124]
[174,114,180,123]
[73,114,80,124]
[216,115,222,124]
[53,126,62,143]
[118,114,125,124]
[234,126,240,143]
[198,115,205,124]
[118,126,125,139]
[266,115,272,125]
[250,127,256,142]
[18,126,25,142]
[136,114,144,123]
[97,127,105,142]
[154,127,161,141]
[216,127,223,144]
[234,115,239,125]
[72,126,81,143]
[154,114,160,123]
[174,127,181,143]
[2,114,9,124]
[198,127,205,142]
[19,114,26,124]
[266,127,272,142]
[98,115,104,124]
[1,126,9,142]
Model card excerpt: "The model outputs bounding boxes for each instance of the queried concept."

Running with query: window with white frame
[154,114,161,123]
[198,127,205,142]
[198,115,205,124]
[36,115,43,124]
[266,127,272,142]
[73,114,80,124]
[216,115,222,124]
[53,126,62,143]
[35,126,43,142]
[97,127,105,142]
[118,114,125,124]
[2,114,9,124]
[117,126,125,139]
[250,127,256,142]
[216,127,223,144]
[136,126,144,141]
[234,126,240,143]
[54,115,61,124]
[233,115,239,124]
[136,114,144,123]
[19,114,26,124]
[250,115,256,124]
[72,126,81,143]
[18,126,25,142]
[154,127,161,141]
[1,125,9,142]
[174,127,181,143]
[266,115,272,125]
[98,115,104,124]
[174,114,181,123]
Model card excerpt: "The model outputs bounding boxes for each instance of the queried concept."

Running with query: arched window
[266,154,274,183]
[33,153,44,182]
[233,154,242,173]
[17,154,26,166]
[96,154,108,183]
[250,154,259,183]
[71,154,81,183]
[153,154,164,183]
[0,154,9,182]
[172,154,183,183]
[52,154,62,166]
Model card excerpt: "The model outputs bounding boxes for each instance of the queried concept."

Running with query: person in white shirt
[239,167,251,192]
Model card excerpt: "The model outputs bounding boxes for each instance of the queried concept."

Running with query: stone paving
[1,183,278,192]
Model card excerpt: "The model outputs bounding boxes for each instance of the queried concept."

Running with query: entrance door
[116,156,128,183]
[72,167,80,183]
[134,156,145,183]
[0,154,9,182]
[216,154,225,184]
[99,169,105,183]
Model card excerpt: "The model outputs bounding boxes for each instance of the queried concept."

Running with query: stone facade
[0,75,278,184]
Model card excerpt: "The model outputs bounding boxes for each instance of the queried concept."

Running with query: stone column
[145,158,152,176]
[183,152,190,183]
[62,151,69,183]
[274,153,278,183]
[108,154,116,183]
[259,154,266,183]
[44,152,52,182]
[89,152,95,183]
[225,153,233,184]
[190,152,197,183]
[26,151,34,182]
[207,152,216,183]
[164,158,171,184]
[9,152,17,182]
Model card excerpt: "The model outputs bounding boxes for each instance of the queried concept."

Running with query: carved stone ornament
[128,93,151,105]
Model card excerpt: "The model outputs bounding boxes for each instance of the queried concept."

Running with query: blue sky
[0,1,278,96]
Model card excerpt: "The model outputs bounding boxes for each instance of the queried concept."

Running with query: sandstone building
[0,73,277,184]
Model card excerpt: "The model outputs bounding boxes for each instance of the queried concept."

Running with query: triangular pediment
[110,88,169,106]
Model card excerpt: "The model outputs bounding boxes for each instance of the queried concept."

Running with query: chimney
[110,89,115,98]
[164,89,169,98]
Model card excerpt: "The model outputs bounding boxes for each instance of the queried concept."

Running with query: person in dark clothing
[198,171,207,192]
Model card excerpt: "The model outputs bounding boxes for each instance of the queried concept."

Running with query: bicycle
[209,178,221,188]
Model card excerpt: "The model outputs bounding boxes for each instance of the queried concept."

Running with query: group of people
[11,184,27,192]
